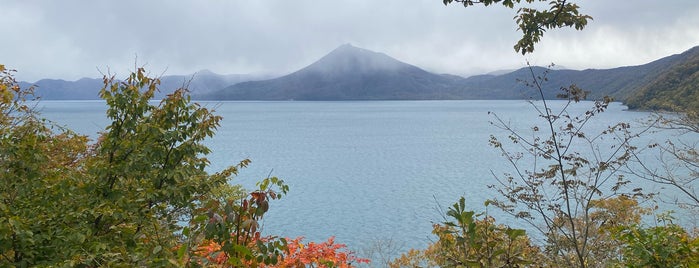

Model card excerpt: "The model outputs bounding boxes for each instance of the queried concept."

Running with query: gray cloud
[2,0,699,82]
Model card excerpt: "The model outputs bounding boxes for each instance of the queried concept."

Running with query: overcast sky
[3,0,699,82]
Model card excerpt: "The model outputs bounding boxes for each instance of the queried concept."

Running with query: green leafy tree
[614,217,699,267]
[0,65,290,267]
[0,64,91,266]
[442,0,591,54]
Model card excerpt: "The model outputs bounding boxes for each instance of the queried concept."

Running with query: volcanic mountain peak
[298,44,414,75]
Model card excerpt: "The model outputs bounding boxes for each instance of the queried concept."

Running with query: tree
[195,236,369,267]
[614,213,699,267]
[486,65,651,267]
[391,195,698,268]
[442,0,591,54]
[389,197,545,267]
[622,51,699,209]
[542,195,651,267]
[436,1,699,267]
[0,65,293,266]
[627,112,699,210]
[0,64,370,267]
[73,68,234,265]
[0,64,91,266]
[183,176,290,267]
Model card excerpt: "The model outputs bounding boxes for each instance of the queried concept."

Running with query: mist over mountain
[203,44,469,100]
[18,78,104,100]
[155,70,272,99]
[19,44,699,110]
[19,71,269,100]
[457,50,686,101]
[204,44,699,106]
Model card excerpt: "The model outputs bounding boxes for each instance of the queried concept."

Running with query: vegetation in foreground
[2,60,698,267]
[0,64,368,267]
[389,64,699,267]
[2,1,698,267]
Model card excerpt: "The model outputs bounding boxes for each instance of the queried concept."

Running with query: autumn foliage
[194,236,369,267]
[280,237,369,267]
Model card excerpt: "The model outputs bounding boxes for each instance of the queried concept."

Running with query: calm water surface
[37,100,688,258]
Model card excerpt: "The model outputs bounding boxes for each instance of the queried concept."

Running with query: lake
[36,100,692,261]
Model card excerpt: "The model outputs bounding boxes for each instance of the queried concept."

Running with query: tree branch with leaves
[442,0,591,54]
[487,64,650,267]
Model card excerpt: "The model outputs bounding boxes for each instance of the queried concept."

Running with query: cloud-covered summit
[302,44,411,74]
[206,44,465,100]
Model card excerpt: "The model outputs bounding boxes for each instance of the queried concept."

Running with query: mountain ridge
[625,46,699,111]
[205,44,699,104]
[19,70,270,100]
[18,44,699,110]
[203,44,468,100]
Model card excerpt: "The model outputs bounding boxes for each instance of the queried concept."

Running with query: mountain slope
[205,44,468,100]
[19,78,104,100]
[20,71,265,100]
[625,46,699,111]
[18,44,699,109]
[457,50,688,101]
[207,44,698,103]
[156,70,270,99]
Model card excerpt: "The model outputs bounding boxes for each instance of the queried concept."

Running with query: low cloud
[2,0,698,82]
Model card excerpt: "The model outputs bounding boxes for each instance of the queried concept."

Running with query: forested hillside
[625,46,699,111]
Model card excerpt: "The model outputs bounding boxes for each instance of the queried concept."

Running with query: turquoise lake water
[37,100,695,261]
